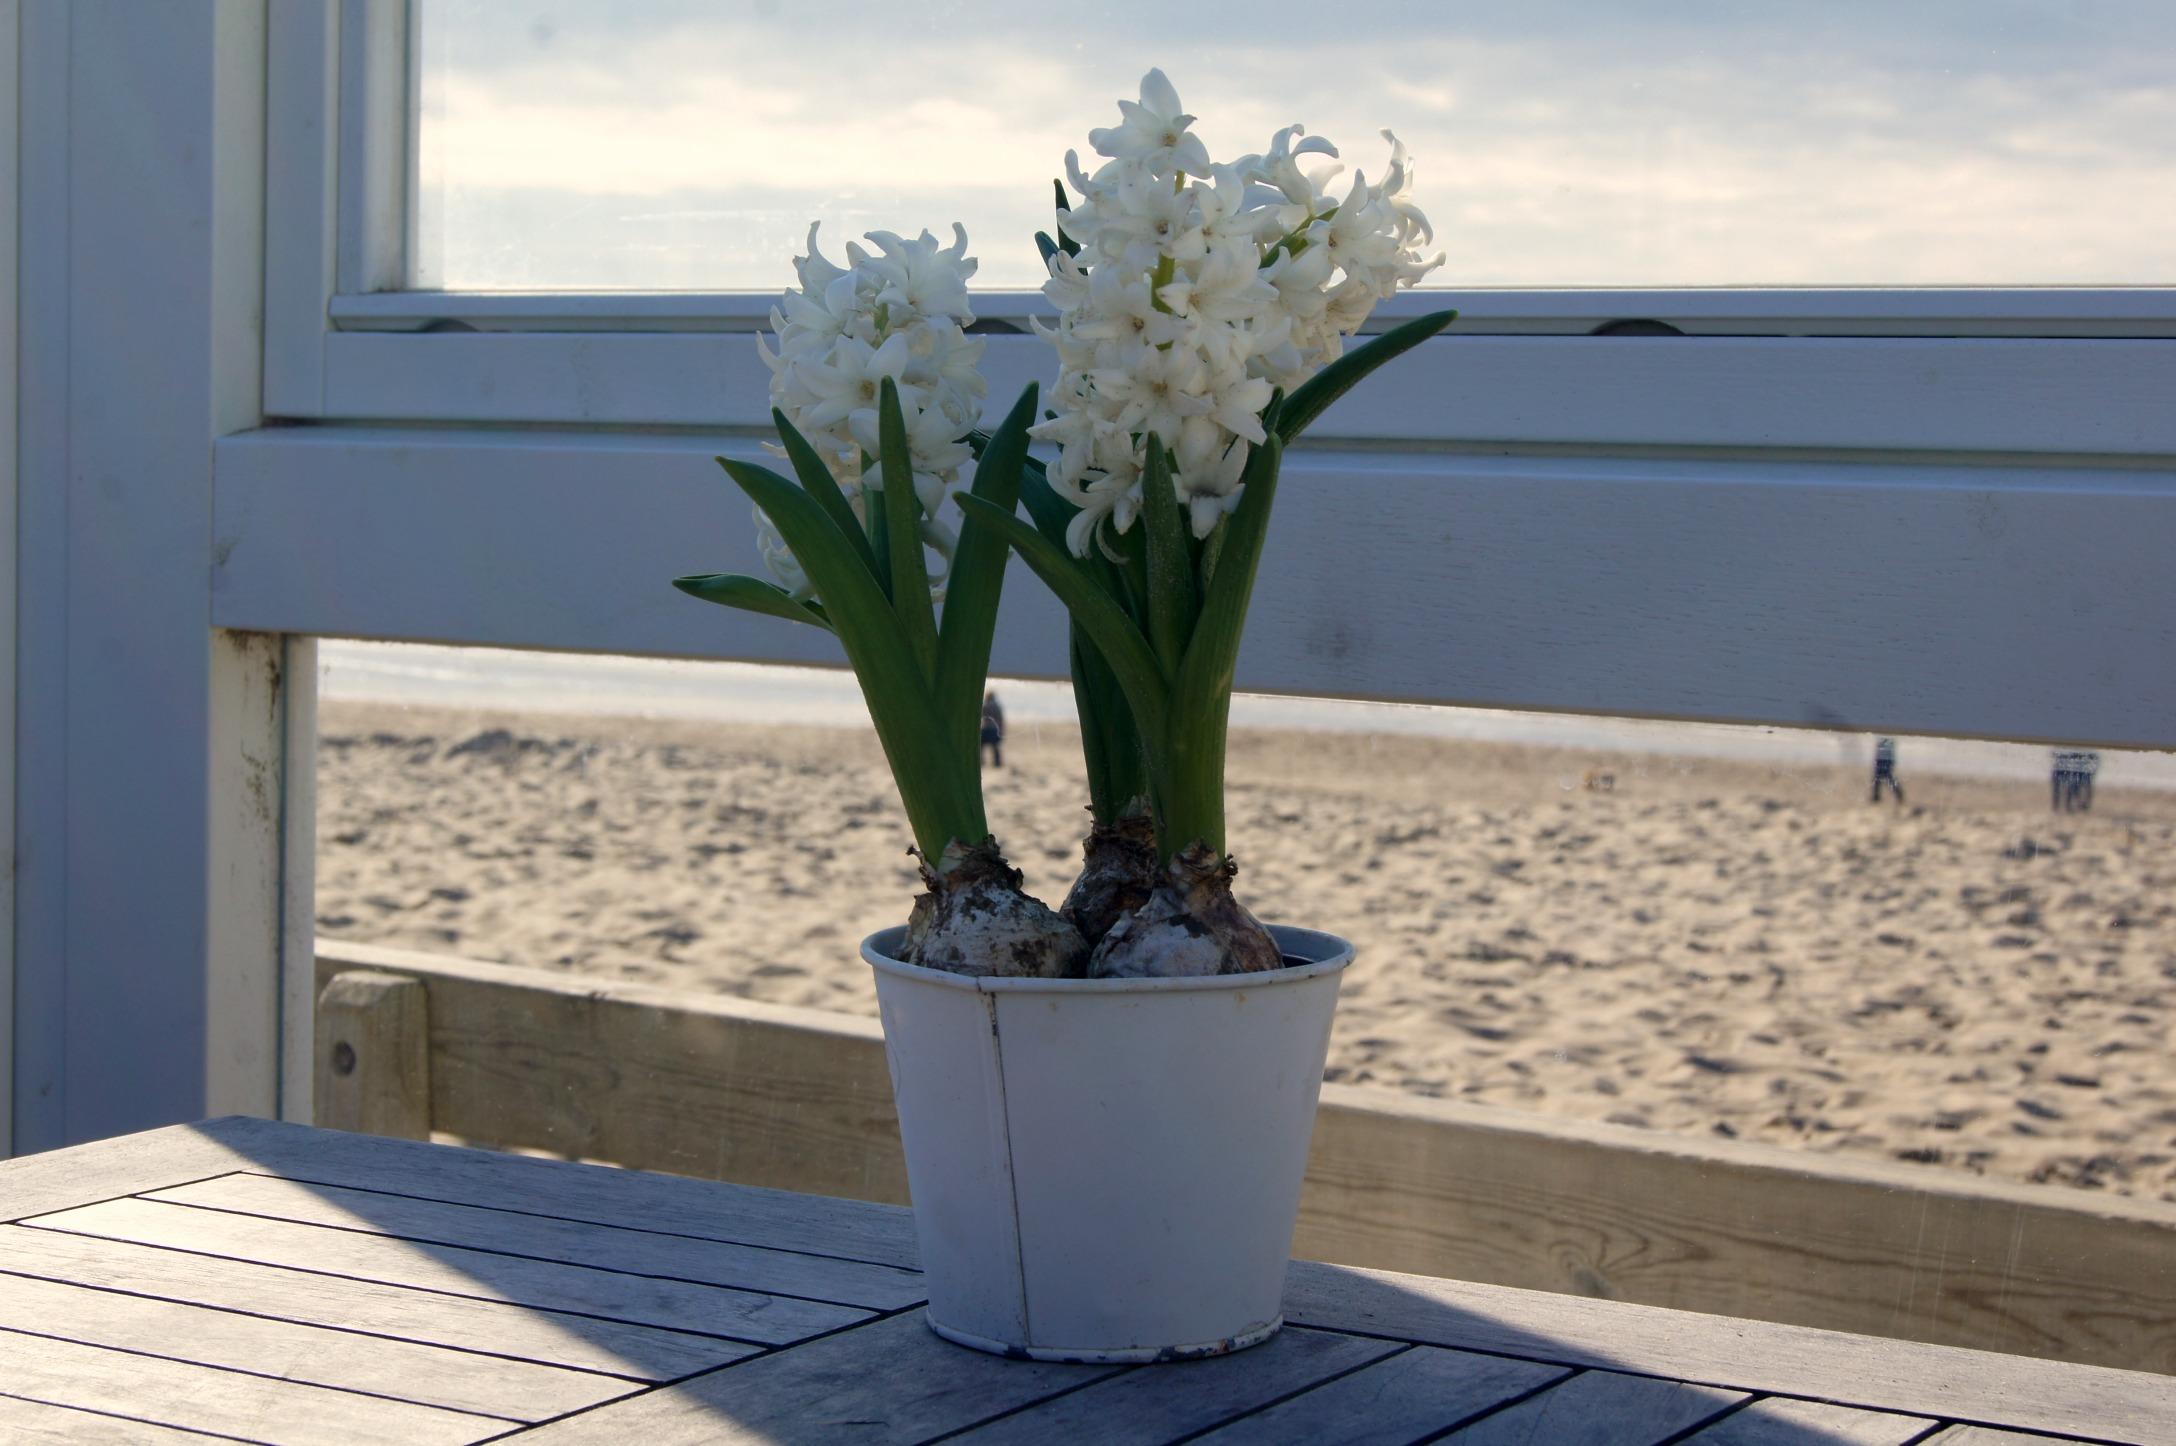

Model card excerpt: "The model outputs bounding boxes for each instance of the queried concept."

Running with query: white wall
[10,0,280,1154]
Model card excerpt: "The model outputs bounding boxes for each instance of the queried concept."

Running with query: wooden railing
[315,938,2176,1376]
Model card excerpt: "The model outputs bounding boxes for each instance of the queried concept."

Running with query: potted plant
[676,70,1451,1362]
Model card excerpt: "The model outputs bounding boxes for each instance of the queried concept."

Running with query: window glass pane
[319,640,2176,1203]
[413,0,2176,290]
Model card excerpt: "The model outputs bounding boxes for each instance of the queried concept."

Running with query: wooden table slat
[190,1117,923,1266]
[1187,1345,1571,1446]
[1684,1396,1939,1446]
[0,1223,753,1379]
[141,1172,927,1308]
[949,1326,1401,1445]
[6,1119,2170,1446]
[0,1328,507,1445]
[1284,1259,2176,1443]
[0,1270,637,1421]
[513,1311,1113,1444]
[1923,1428,2102,1445]
[0,1392,236,1444]
[24,1199,871,1344]
[1442,1370,1746,1444]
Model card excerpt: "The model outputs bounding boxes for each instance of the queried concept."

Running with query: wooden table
[2,1119,2168,1444]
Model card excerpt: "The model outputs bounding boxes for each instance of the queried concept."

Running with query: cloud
[412,2,2176,289]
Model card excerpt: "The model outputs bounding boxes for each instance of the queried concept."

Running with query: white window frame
[239,0,2176,746]
[264,4,2176,442]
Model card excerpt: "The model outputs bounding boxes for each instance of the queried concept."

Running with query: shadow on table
[122,1120,1901,1444]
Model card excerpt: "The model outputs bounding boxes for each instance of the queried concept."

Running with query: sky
[412,0,2176,290]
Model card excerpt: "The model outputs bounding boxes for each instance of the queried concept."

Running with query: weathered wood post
[314,971,430,1140]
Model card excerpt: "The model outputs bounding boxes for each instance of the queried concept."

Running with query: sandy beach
[318,699,2176,1204]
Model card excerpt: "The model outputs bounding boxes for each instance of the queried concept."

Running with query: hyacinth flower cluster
[675,230,1084,978]
[958,72,1458,974]
[751,225,988,600]
[678,70,1455,979]
[1030,69,1444,560]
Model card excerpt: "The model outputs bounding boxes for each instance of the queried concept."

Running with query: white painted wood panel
[262,0,339,417]
[205,631,284,1120]
[306,331,2176,453]
[213,429,2176,747]
[280,635,319,1122]
[326,285,2176,339]
[0,0,20,1160]
[337,0,408,294]
[12,0,279,1151]
[11,0,70,1159]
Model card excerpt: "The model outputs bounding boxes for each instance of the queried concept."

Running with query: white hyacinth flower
[1034,71,1446,553]
[757,223,985,598]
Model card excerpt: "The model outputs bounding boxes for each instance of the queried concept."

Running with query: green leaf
[1138,434,1197,679]
[863,476,893,600]
[934,383,1037,767]
[672,572,833,632]
[719,458,979,856]
[1051,179,1081,255]
[1162,429,1286,859]
[771,410,880,581]
[1278,308,1458,444]
[955,491,1171,748]
[877,378,939,682]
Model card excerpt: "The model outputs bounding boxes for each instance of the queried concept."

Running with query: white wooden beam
[13,0,274,1151]
[213,428,2176,749]
[262,0,340,418]
[335,0,408,294]
[0,0,20,1157]
[306,331,2176,454]
[326,286,2176,340]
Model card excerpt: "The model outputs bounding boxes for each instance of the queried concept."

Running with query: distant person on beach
[2052,750,2099,812]
[980,690,1005,769]
[1870,737,1904,804]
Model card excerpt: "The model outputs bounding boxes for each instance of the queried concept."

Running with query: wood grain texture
[1283,1261,2176,1445]
[1684,1397,1938,1446]
[515,1311,1115,1444]
[315,971,430,1139]
[0,1222,748,1379]
[218,430,2176,747]
[145,1172,925,1308]
[949,1326,1400,1445]
[176,1114,920,1269]
[1442,1370,1745,1444]
[1187,1346,1569,1445]
[0,1120,259,1222]
[0,1327,502,1445]
[314,942,907,1202]
[25,1199,867,1345]
[0,1393,233,1443]
[0,1270,631,1420]
[1300,1084,2176,1375]
[311,942,2176,1374]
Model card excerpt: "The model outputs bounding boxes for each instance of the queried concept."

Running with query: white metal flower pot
[863,924,1352,1363]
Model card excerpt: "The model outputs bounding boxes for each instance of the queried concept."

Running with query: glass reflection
[414,0,2176,289]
